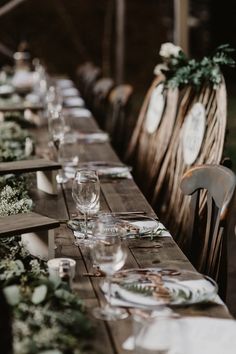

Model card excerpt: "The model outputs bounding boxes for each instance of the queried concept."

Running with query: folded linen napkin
[56,79,74,89]
[123,316,236,353]
[64,97,85,107]
[61,87,80,97]
[76,131,109,143]
[64,107,92,118]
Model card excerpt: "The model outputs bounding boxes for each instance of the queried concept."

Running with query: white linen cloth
[64,96,85,107]
[123,316,236,353]
[63,107,92,118]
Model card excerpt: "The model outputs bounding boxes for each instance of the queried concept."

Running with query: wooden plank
[0,158,60,175]
[0,211,59,237]
[101,179,157,217]
[30,185,68,220]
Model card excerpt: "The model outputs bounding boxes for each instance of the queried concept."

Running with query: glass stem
[84,212,88,239]
[106,275,112,310]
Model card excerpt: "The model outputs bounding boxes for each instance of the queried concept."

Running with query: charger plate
[107,269,218,307]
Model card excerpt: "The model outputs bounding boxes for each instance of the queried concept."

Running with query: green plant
[155,43,235,90]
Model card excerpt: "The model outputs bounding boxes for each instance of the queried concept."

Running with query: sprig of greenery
[0,118,92,353]
[160,43,235,90]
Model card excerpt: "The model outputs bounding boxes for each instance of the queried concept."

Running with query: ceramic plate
[109,269,218,307]
[78,161,132,178]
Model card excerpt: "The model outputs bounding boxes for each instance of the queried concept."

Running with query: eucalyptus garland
[0,121,34,162]
[155,43,235,90]
[0,120,93,353]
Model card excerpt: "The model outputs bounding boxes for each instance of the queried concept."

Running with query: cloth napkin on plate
[123,316,236,353]
[63,107,92,118]
[61,87,80,97]
[64,97,85,107]
[75,131,109,144]
[103,277,220,309]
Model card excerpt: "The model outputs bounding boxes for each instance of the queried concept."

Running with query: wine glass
[133,309,184,354]
[48,109,65,150]
[47,109,67,183]
[46,85,63,114]
[91,219,128,321]
[57,133,79,184]
[72,169,100,245]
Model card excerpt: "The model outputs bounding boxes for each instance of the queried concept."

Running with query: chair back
[180,164,236,297]
[92,77,115,126]
[106,84,133,156]
[125,74,181,196]
[152,79,227,243]
[76,61,101,104]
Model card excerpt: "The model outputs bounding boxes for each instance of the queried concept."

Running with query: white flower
[159,42,182,59]
[153,63,169,76]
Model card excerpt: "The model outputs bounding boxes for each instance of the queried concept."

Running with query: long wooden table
[29,88,231,354]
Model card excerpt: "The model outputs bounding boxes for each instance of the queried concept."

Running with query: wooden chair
[180,164,236,298]
[125,73,181,197]
[105,84,133,157]
[91,77,115,127]
[151,78,227,244]
[76,61,101,105]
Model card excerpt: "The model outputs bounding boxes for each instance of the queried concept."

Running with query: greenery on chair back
[154,43,235,89]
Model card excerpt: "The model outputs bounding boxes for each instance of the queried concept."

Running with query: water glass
[72,169,100,245]
[57,133,79,183]
[133,309,183,354]
[48,109,66,150]
[91,218,128,321]
[46,85,63,114]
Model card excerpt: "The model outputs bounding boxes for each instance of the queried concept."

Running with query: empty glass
[91,218,128,321]
[72,169,100,245]
[57,133,79,184]
[48,109,66,150]
[133,309,183,354]
[46,85,63,114]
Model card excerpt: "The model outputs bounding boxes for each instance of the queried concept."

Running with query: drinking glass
[48,109,66,150]
[133,309,183,354]
[46,85,63,114]
[57,133,79,184]
[91,219,128,321]
[72,169,100,245]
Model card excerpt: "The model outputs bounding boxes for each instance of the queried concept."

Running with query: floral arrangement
[154,42,235,89]
[0,120,92,353]
[0,121,34,162]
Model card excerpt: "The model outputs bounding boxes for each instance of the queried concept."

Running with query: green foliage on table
[4,111,37,129]
[0,244,92,354]
[157,43,235,90]
[0,121,34,162]
[0,116,93,354]
[0,175,33,216]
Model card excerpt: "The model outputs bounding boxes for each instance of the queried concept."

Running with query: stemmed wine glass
[46,85,63,114]
[72,169,100,245]
[48,109,67,183]
[91,217,128,321]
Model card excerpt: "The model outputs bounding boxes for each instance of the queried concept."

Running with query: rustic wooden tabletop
[28,84,230,354]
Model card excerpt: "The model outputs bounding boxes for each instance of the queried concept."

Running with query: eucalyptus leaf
[3,284,21,305]
[38,351,63,354]
[31,284,48,304]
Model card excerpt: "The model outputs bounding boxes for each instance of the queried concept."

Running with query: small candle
[47,258,76,280]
